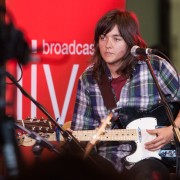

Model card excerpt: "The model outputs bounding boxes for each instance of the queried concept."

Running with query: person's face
[99,24,128,65]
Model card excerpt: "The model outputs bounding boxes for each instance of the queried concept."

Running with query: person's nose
[105,38,112,49]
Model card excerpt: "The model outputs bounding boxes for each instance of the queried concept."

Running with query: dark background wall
[126,0,180,72]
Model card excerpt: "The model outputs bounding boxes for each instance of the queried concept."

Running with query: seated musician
[70,9,180,179]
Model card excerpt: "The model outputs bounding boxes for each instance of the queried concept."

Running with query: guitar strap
[97,73,117,110]
[97,73,126,129]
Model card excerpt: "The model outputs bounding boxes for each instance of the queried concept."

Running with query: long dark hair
[92,9,147,81]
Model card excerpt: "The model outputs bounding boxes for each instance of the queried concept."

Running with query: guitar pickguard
[125,117,161,163]
[117,101,179,167]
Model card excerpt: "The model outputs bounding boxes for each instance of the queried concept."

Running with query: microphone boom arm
[144,57,180,140]
[6,71,85,154]
[144,56,180,177]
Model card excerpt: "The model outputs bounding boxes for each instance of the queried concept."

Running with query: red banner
[5,0,125,125]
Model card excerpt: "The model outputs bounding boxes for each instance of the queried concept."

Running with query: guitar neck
[72,129,137,141]
[17,129,138,147]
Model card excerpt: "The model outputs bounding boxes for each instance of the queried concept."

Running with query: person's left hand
[144,126,173,151]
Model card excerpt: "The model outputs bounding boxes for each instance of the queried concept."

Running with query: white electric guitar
[73,117,161,164]
[16,101,179,165]
[16,117,167,164]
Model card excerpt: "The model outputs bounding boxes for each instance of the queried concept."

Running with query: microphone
[131,45,157,56]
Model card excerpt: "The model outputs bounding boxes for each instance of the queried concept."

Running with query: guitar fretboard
[72,129,138,141]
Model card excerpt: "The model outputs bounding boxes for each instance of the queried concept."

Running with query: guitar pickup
[137,127,142,143]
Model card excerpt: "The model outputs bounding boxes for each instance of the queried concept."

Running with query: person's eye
[114,38,121,41]
[100,35,106,41]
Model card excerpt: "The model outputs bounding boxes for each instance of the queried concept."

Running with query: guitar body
[125,117,161,163]
[118,101,179,166]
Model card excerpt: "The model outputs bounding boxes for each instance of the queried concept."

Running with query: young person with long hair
[70,9,180,179]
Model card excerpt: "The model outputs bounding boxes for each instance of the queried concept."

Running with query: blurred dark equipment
[0,4,88,176]
[0,5,31,179]
[0,5,31,65]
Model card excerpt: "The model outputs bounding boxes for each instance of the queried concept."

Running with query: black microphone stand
[6,71,103,173]
[6,71,86,156]
[144,55,180,178]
